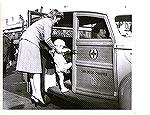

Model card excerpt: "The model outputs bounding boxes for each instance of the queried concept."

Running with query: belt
[19,38,40,48]
[20,38,30,42]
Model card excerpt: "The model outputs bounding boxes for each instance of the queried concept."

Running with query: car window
[78,16,110,39]
[115,15,132,37]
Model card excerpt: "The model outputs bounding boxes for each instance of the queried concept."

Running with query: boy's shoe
[61,87,69,93]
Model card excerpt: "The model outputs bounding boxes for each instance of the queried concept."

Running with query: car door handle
[72,50,78,55]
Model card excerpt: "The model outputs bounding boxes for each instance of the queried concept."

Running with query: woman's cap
[47,9,64,18]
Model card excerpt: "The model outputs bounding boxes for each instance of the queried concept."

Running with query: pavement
[2,63,60,110]
[3,90,34,109]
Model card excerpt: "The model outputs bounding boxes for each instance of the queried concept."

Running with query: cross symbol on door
[89,49,98,59]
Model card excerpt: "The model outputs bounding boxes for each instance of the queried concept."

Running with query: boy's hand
[62,48,71,53]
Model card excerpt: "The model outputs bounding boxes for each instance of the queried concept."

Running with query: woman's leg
[33,73,45,104]
[30,77,38,102]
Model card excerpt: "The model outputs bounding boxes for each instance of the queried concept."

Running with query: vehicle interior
[52,12,73,90]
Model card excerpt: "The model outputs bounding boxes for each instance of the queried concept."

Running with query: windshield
[115,15,132,37]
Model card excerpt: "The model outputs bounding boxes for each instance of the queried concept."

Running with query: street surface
[3,63,79,110]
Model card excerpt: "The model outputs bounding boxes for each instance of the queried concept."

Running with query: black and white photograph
[1,0,143,113]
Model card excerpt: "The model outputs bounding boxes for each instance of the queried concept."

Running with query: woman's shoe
[37,98,47,107]
[61,87,69,93]
[32,96,47,107]
[31,96,38,107]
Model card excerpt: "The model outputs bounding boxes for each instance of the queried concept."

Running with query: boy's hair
[54,39,65,47]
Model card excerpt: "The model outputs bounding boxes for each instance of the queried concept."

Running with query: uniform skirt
[16,40,42,73]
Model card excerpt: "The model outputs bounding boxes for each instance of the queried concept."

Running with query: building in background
[2,15,27,45]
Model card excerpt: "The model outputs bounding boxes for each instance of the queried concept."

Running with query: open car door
[72,12,117,99]
[27,10,47,26]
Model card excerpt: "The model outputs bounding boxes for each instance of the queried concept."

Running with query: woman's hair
[47,9,64,19]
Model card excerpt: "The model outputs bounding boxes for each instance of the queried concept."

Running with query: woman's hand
[54,47,61,54]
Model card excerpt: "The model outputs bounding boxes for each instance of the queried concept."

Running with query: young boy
[53,39,72,92]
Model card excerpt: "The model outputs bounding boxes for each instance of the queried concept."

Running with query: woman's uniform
[16,18,55,73]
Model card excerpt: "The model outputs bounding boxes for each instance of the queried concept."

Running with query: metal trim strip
[76,40,113,46]
[75,87,117,100]
[76,60,113,69]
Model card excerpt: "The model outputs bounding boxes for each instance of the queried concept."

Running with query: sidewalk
[3,90,34,109]
[3,65,60,110]
[3,65,37,109]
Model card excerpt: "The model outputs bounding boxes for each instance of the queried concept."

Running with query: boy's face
[55,44,64,53]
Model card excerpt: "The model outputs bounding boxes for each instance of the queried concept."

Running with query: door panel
[76,45,113,64]
[73,12,115,97]
[76,66,114,95]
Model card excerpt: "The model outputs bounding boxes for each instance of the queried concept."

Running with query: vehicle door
[72,12,117,99]
[27,10,46,26]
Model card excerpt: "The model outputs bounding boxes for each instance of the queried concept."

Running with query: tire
[118,72,132,110]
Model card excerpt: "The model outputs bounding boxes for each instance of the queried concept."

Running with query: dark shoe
[31,96,38,107]
[37,99,47,107]
[32,96,47,107]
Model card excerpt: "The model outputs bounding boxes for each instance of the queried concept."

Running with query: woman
[16,9,63,107]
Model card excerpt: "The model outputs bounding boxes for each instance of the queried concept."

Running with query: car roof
[55,10,131,27]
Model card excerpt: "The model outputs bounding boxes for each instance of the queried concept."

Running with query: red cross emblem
[89,49,98,59]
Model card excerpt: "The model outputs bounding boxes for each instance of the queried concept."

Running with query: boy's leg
[58,72,69,92]
[63,62,72,71]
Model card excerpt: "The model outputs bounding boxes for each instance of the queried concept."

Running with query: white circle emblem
[89,49,98,59]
